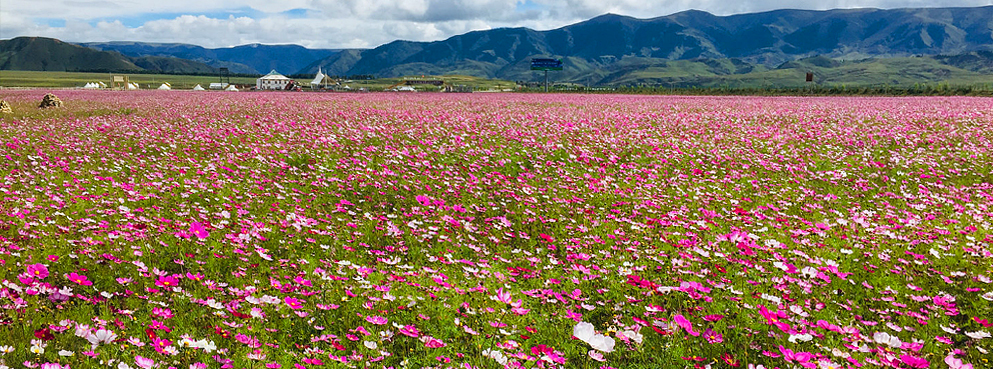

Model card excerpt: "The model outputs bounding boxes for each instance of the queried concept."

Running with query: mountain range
[4,6,993,86]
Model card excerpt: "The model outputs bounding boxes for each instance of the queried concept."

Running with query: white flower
[790,305,809,317]
[573,321,616,353]
[86,329,117,346]
[789,333,813,343]
[965,331,991,339]
[761,293,782,304]
[0,345,12,354]
[587,333,616,353]
[621,329,644,344]
[482,349,508,366]
[872,332,902,348]
[573,322,595,342]
[58,349,74,356]
[364,341,378,350]
[30,345,45,354]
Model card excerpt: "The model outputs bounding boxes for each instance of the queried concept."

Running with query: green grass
[0,70,258,89]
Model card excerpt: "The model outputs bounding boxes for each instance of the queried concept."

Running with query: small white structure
[83,82,101,89]
[192,84,205,91]
[128,82,140,90]
[209,83,229,90]
[224,85,239,92]
[157,83,171,90]
[310,67,335,89]
[257,70,292,90]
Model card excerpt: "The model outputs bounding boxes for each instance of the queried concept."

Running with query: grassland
[0,70,517,91]
[0,70,259,89]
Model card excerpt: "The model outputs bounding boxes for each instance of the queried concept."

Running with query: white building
[257,70,292,90]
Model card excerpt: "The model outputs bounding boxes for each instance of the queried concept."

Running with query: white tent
[192,84,205,91]
[310,67,336,88]
[128,82,140,90]
[83,82,100,89]
[157,83,171,90]
[224,85,239,92]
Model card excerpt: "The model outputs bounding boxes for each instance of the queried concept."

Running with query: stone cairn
[38,93,63,108]
[0,100,11,114]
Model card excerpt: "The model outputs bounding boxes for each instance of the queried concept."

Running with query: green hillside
[0,37,140,72]
[0,37,234,76]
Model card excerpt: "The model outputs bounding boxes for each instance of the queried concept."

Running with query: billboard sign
[531,58,563,71]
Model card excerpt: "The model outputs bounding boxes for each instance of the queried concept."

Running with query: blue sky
[2,0,993,49]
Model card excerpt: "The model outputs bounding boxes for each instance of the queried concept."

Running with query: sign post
[530,58,563,92]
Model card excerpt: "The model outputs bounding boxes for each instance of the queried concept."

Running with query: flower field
[0,91,992,369]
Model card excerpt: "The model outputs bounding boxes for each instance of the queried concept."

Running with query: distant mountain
[0,37,141,72]
[80,41,339,75]
[301,6,993,84]
[0,37,227,74]
[7,6,993,86]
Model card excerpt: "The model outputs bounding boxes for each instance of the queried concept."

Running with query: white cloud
[2,0,993,48]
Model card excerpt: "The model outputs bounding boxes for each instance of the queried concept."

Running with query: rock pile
[0,100,11,114]
[39,93,63,108]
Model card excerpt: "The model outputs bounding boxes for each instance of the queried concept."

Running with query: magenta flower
[900,354,929,368]
[155,275,179,288]
[66,272,93,286]
[399,325,420,338]
[673,314,699,336]
[415,195,431,206]
[189,222,209,239]
[26,264,49,279]
[284,296,303,309]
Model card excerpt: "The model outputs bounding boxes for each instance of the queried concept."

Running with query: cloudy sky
[2,0,992,49]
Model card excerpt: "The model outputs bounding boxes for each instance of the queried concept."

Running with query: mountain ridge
[299,6,993,83]
[5,6,993,86]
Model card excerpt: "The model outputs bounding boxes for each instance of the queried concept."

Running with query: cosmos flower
[66,273,93,286]
[574,321,615,353]
[26,264,49,279]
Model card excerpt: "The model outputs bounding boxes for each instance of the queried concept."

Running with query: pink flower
[900,354,929,368]
[945,354,974,369]
[415,195,431,206]
[365,316,387,325]
[47,255,59,262]
[422,336,446,348]
[399,325,420,338]
[703,328,723,343]
[495,288,513,304]
[135,355,156,369]
[284,297,303,309]
[66,272,93,286]
[155,275,179,288]
[189,222,209,239]
[672,314,699,336]
[26,264,49,279]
